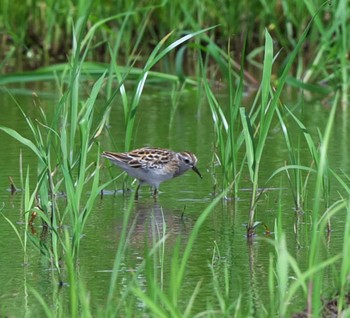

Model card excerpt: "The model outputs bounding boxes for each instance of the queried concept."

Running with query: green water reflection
[0,86,348,316]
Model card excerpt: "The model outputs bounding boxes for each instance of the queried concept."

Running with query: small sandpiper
[102,147,202,198]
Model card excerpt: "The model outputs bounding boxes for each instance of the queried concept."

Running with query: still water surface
[0,85,348,316]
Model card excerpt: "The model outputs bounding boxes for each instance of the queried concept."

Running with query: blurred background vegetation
[1,0,348,105]
[0,0,343,73]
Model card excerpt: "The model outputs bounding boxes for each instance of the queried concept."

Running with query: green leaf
[240,107,255,181]
[0,126,44,163]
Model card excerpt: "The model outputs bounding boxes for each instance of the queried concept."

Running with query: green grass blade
[175,188,230,301]
[240,108,255,181]
[0,125,44,162]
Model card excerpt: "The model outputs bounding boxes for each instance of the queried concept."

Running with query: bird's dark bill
[192,166,203,179]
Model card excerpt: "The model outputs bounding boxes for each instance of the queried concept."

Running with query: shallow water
[0,84,348,316]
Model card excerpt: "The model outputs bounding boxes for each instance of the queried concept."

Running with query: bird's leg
[135,184,140,200]
[153,187,158,200]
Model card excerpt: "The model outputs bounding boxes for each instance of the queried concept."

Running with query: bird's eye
[184,158,191,164]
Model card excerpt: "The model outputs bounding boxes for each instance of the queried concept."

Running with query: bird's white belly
[124,166,174,187]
